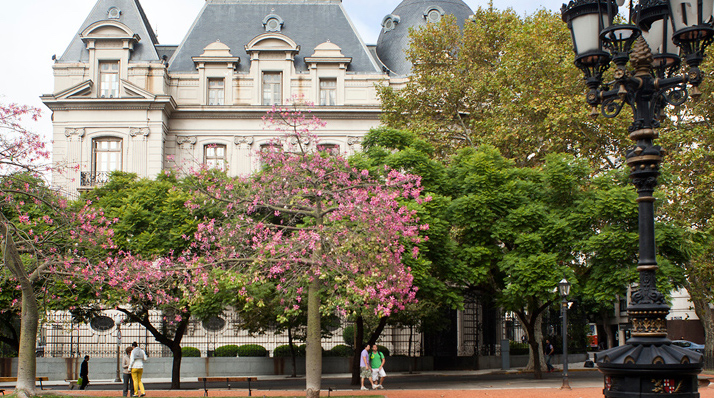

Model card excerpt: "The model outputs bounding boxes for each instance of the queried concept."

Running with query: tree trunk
[517,310,545,379]
[305,277,322,398]
[170,345,182,389]
[350,316,365,386]
[601,312,615,349]
[688,283,714,370]
[2,226,38,398]
[287,326,297,378]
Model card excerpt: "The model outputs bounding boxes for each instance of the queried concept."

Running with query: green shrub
[182,346,201,357]
[273,344,306,357]
[214,344,240,357]
[325,344,353,357]
[236,344,267,357]
[509,341,529,356]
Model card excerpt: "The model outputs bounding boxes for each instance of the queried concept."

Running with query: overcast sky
[0,0,566,138]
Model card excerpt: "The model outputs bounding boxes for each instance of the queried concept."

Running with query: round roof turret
[376,0,474,76]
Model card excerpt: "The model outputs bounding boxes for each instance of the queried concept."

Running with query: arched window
[84,137,122,186]
[204,144,227,170]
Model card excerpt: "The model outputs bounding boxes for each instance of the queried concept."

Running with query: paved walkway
[14,365,714,397]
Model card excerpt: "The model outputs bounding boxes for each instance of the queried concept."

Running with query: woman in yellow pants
[129,342,148,397]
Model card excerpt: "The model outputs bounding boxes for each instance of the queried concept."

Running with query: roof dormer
[192,40,240,69]
[80,20,140,52]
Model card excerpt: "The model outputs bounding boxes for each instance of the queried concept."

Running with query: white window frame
[99,61,120,98]
[262,72,282,106]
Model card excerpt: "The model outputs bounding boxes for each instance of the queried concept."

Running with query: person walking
[545,339,555,372]
[129,342,148,397]
[359,343,375,391]
[122,347,134,397]
[369,344,386,389]
[79,355,90,390]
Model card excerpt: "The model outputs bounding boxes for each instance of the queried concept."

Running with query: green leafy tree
[378,8,631,168]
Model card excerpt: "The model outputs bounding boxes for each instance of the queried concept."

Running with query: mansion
[41,0,475,192]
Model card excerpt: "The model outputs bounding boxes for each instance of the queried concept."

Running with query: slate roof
[60,0,160,62]
[168,0,380,74]
[376,0,474,76]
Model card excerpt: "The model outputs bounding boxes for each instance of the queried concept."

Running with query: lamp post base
[560,377,571,390]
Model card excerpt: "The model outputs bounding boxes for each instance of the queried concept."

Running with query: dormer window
[424,6,445,23]
[382,15,401,33]
[107,7,121,19]
[262,14,284,32]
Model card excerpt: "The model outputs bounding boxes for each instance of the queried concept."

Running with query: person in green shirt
[369,345,386,389]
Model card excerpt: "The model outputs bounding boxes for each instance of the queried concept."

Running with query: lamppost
[561,0,709,396]
[558,278,571,390]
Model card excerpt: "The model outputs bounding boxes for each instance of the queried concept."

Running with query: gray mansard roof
[168,0,381,74]
[376,0,474,76]
[59,0,160,62]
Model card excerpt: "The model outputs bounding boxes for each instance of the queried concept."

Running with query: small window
[99,61,119,98]
[319,78,336,106]
[262,14,284,32]
[208,78,225,105]
[381,14,400,33]
[424,6,445,23]
[204,144,227,170]
[262,72,282,106]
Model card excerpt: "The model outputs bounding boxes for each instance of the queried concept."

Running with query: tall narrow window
[92,138,122,184]
[208,79,225,105]
[262,72,282,105]
[319,78,337,106]
[204,144,227,170]
[99,61,119,98]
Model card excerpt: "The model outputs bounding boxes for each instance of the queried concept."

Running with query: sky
[0,0,567,138]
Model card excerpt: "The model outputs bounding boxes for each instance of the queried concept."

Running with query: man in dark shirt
[79,355,90,390]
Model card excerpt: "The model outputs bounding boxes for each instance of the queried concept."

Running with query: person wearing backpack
[369,345,386,389]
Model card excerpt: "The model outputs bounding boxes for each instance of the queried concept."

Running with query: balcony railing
[80,171,111,187]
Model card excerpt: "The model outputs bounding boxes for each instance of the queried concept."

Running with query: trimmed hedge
[325,344,353,357]
[375,345,390,357]
[509,342,529,356]
[214,344,240,357]
[273,344,306,357]
[236,344,268,357]
[182,346,201,357]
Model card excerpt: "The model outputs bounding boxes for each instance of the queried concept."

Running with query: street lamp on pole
[558,278,571,390]
[561,0,710,396]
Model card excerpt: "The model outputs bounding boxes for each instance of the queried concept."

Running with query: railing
[79,171,112,187]
[37,310,425,358]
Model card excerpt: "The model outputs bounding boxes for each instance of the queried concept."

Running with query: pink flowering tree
[190,104,426,398]
[63,173,227,390]
[0,102,115,398]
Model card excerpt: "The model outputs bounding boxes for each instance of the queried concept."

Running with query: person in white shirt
[129,342,148,397]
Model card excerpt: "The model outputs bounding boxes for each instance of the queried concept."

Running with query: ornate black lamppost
[559,278,572,390]
[561,0,711,396]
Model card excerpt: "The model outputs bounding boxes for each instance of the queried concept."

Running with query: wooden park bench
[0,376,49,391]
[197,376,257,397]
